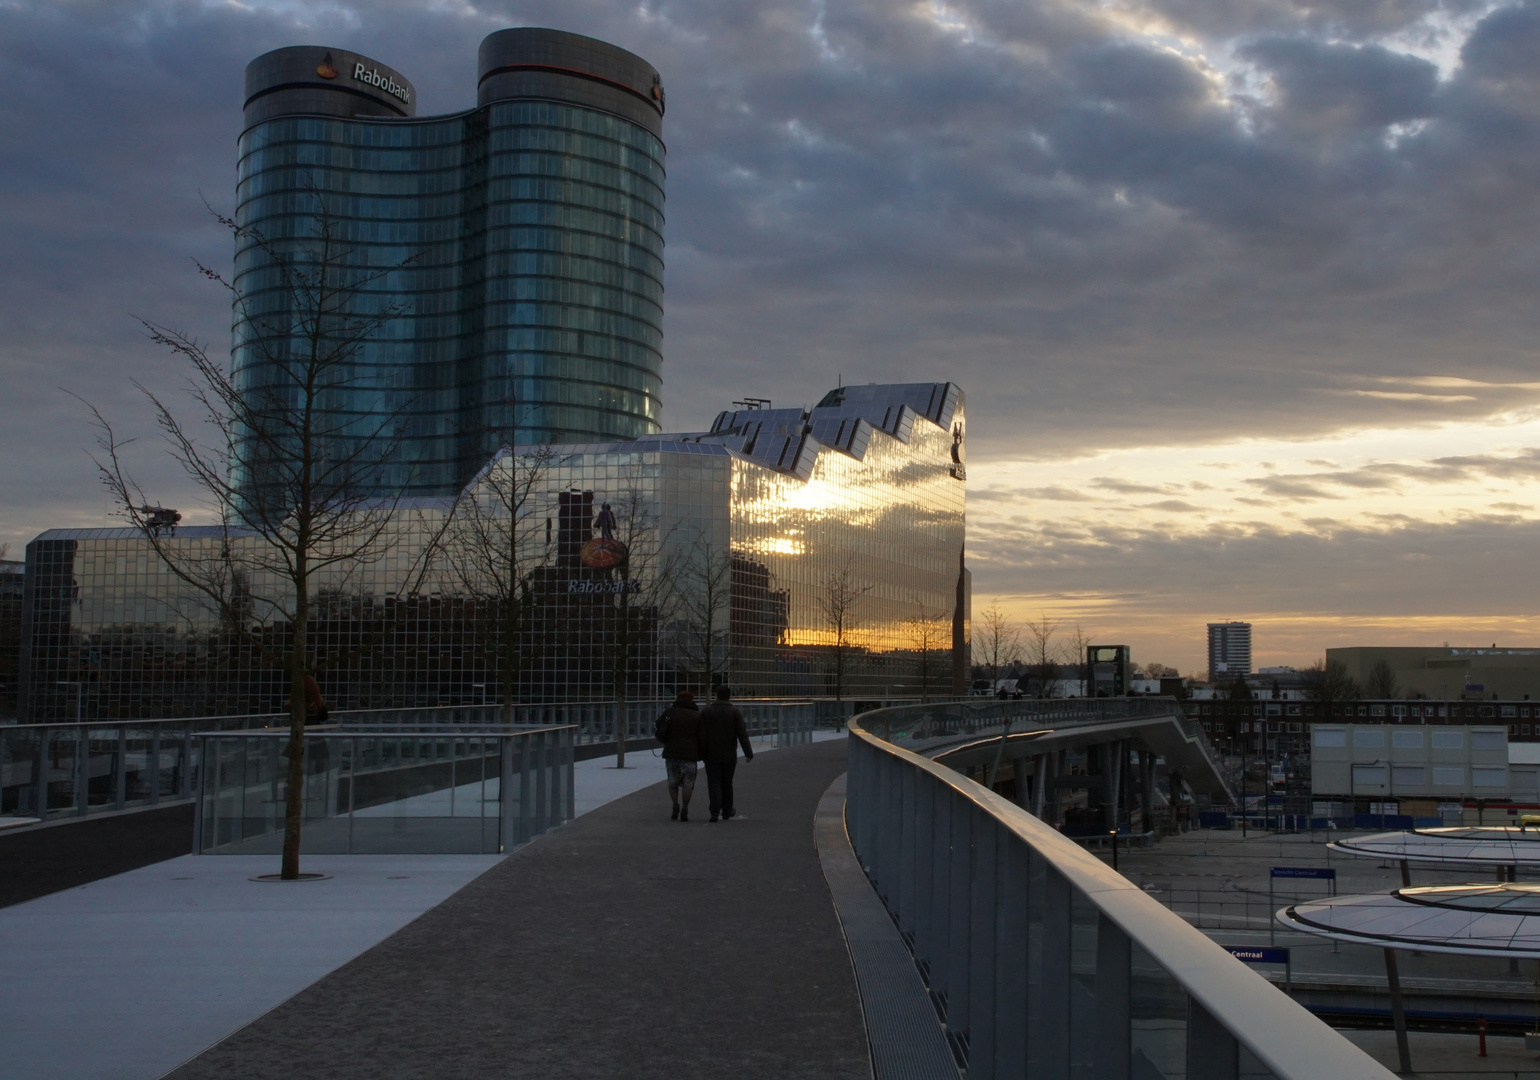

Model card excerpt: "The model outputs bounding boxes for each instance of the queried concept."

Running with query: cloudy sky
[3,0,1539,674]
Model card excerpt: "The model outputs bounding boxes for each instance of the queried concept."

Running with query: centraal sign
[352,63,410,105]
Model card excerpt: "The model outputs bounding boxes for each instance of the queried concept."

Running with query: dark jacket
[658,704,703,761]
[697,701,753,763]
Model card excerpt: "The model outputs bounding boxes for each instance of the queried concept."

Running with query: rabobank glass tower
[237,29,665,495]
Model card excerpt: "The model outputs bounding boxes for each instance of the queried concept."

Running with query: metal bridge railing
[0,717,259,823]
[863,696,1192,744]
[845,712,1395,1080]
[0,700,819,826]
[193,725,575,856]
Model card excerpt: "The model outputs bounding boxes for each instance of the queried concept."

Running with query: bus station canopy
[1278,884,1540,958]
[1329,826,1540,867]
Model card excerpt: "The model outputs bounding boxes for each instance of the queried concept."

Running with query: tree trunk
[281,660,307,879]
[281,570,309,880]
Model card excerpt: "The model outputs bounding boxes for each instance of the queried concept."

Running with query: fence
[325,699,818,747]
[844,711,1394,1080]
[0,716,265,822]
[194,725,574,856]
[858,696,1193,743]
[0,699,821,825]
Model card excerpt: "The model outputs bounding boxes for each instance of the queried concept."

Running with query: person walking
[655,690,703,821]
[697,685,753,822]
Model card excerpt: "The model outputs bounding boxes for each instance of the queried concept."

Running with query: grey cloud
[1226,448,1540,505]
[5,0,1540,551]
[1091,477,1176,495]
[1240,38,1438,134]
[971,513,1540,620]
[1143,500,1206,512]
[1246,476,1345,499]
[1016,486,1098,502]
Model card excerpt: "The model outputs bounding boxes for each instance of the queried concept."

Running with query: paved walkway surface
[166,738,868,1080]
[0,853,503,1080]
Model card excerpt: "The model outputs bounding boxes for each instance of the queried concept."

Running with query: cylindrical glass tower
[235,30,665,497]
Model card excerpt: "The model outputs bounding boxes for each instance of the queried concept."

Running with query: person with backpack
[655,690,702,821]
[697,685,754,822]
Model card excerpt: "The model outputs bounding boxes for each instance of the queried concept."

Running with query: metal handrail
[845,712,1394,1080]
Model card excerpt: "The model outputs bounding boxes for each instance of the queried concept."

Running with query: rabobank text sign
[353,63,410,105]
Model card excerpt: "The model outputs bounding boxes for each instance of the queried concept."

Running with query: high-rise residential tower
[236,29,665,496]
[1208,621,1253,681]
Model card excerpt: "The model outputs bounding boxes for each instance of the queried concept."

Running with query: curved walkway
[167,740,869,1079]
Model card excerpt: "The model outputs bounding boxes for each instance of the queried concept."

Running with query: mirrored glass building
[18,383,967,720]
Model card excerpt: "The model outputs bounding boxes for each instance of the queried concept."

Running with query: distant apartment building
[1207,622,1252,681]
[1328,645,1540,701]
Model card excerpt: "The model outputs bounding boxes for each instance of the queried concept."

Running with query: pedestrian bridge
[0,699,1393,1079]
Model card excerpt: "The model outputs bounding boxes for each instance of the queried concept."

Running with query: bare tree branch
[80,190,431,880]
[818,564,872,703]
[976,602,1019,695]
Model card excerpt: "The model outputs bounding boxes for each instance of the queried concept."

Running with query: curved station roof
[1329,826,1540,867]
[1279,884,1540,958]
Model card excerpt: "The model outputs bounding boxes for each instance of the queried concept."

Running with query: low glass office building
[17,384,968,720]
[236,30,666,498]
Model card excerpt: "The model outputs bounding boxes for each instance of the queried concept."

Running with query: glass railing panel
[45,730,80,813]
[124,727,155,804]
[195,727,572,855]
[165,727,195,800]
[1239,1043,1281,1079]
[1,728,42,817]
[1069,888,1100,1079]
[86,728,122,808]
[345,735,492,855]
[1024,846,1049,1074]
[1131,942,1187,1079]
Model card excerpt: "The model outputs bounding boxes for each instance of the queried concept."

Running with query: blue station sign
[1270,866,1336,880]
[1225,945,1290,965]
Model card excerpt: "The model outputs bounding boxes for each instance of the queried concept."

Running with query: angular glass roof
[1329,827,1540,866]
[1279,883,1540,957]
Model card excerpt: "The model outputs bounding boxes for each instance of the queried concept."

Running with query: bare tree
[905,600,949,703]
[818,563,872,702]
[976,602,1020,694]
[595,484,675,767]
[444,444,560,723]
[1021,612,1060,697]
[1064,622,1093,697]
[673,539,734,694]
[1365,659,1401,700]
[1302,657,1361,703]
[86,199,436,880]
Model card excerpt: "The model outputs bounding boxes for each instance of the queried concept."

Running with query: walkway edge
[816,772,961,1080]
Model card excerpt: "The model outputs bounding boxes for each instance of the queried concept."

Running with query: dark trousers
[704,760,738,818]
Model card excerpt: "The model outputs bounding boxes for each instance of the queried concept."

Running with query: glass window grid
[18,400,965,719]
[232,99,666,502]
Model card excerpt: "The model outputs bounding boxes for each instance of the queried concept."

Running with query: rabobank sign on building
[352,63,410,105]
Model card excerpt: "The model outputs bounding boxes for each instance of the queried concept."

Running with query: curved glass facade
[235,98,664,496]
